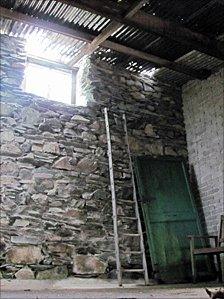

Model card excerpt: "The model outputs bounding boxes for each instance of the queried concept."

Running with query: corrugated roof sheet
[0,0,223,85]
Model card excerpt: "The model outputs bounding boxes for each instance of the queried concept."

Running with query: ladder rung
[129,251,142,254]
[123,233,140,237]
[117,215,137,220]
[121,251,142,255]
[118,199,134,204]
[122,269,144,273]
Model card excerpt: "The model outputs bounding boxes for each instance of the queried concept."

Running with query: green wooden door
[135,157,212,282]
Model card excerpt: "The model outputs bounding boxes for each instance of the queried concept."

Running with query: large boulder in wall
[6,246,44,264]
[73,255,107,275]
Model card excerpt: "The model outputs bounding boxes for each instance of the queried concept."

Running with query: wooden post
[189,236,196,283]
[71,69,78,105]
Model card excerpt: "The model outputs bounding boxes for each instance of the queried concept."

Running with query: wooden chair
[188,215,224,283]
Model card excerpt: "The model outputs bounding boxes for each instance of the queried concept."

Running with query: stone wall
[0,35,26,89]
[182,69,224,235]
[0,34,187,279]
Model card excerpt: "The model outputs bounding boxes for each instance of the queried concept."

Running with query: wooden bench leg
[190,250,196,282]
[190,238,196,283]
[191,254,197,283]
[216,254,223,283]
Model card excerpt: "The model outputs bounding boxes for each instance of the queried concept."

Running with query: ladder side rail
[122,113,149,285]
[104,108,122,286]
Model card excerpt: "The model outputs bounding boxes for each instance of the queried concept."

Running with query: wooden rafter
[68,0,148,66]
[103,41,210,79]
[145,0,221,52]
[186,0,220,23]
[55,0,224,60]
[122,0,221,69]
[0,7,210,79]
[0,7,92,42]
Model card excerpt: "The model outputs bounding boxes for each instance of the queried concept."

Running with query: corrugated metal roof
[0,0,223,85]
[154,48,224,85]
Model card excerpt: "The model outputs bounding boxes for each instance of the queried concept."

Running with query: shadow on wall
[189,164,207,235]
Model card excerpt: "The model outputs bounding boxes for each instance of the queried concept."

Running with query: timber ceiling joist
[0,0,223,84]
[57,0,224,61]
[0,6,211,80]
[67,0,149,66]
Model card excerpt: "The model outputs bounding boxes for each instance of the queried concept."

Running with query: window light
[24,62,72,105]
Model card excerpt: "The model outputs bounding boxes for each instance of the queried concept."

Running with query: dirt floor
[0,288,213,299]
[1,279,223,299]
[0,288,218,299]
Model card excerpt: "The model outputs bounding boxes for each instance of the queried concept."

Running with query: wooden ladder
[104,107,149,286]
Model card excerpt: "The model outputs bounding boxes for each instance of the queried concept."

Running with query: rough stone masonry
[0,34,187,279]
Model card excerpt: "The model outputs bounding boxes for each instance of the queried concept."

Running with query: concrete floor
[0,278,222,299]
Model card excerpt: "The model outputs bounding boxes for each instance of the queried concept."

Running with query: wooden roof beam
[0,6,92,43]
[0,7,210,80]
[121,0,222,70]
[56,0,224,60]
[68,0,148,66]
[103,40,210,79]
